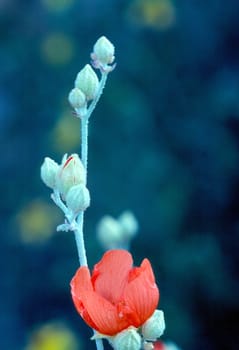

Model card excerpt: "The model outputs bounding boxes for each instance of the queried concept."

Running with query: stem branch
[73,70,108,350]
[87,72,108,120]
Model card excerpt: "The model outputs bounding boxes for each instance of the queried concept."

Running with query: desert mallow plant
[40,36,165,350]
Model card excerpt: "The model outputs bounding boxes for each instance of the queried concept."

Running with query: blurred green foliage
[1,0,239,349]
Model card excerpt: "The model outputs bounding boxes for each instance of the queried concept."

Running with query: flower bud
[96,216,123,249]
[118,211,138,239]
[112,327,141,350]
[66,184,90,213]
[142,310,165,341]
[75,64,99,100]
[40,157,59,189]
[68,88,86,109]
[56,154,86,198]
[93,36,115,65]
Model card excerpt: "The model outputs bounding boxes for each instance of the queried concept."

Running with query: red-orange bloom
[70,249,159,336]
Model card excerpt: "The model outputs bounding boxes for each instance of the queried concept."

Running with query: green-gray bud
[40,157,59,189]
[66,184,90,213]
[118,211,138,239]
[93,36,115,65]
[141,310,165,341]
[56,154,86,198]
[96,216,123,249]
[74,64,99,100]
[68,88,86,109]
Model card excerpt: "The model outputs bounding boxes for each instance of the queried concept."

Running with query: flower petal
[123,259,159,327]
[70,266,93,297]
[92,249,133,304]
[78,290,131,335]
[70,262,132,335]
[70,266,98,330]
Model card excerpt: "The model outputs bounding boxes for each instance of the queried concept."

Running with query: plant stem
[80,115,89,182]
[51,190,68,214]
[87,72,108,120]
[72,114,88,266]
[95,338,104,350]
[73,72,109,265]
[74,212,87,266]
[74,72,108,350]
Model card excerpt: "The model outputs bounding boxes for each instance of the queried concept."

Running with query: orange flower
[70,249,159,336]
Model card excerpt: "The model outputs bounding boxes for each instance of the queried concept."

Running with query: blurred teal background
[1,0,239,349]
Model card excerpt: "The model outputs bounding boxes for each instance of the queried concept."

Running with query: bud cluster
[68,64,98,114]
[68,36,115,115]
[41,154,90,217]
[96,211,138,250]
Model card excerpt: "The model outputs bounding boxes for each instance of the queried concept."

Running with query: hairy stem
[87,72,108,120]
[74,212,87,266]
[95,338,104,350]
[80,115,89,182]
[74,72,109,350]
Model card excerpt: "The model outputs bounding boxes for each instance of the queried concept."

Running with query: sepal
[112,327,141,350]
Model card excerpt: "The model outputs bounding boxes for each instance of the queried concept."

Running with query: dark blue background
[1,1,239,349]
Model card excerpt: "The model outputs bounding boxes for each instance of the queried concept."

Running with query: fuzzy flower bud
[96,216,123,249]
[56,154,85,198]
[75,64,99,100]
[68,88,86,109]
[93,36,115,65]
[118,211,138,239]
[40,157,59,189]
[142,310,165,341]
[112,327,141,350]
[65,184,90,213]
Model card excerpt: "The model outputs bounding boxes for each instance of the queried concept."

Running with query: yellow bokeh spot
[25,322,80,350]
[128,0,176,30]
[41,33,74,66]
[17,199,61,244]
[51,110,80,152]
[42,0,74,12]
